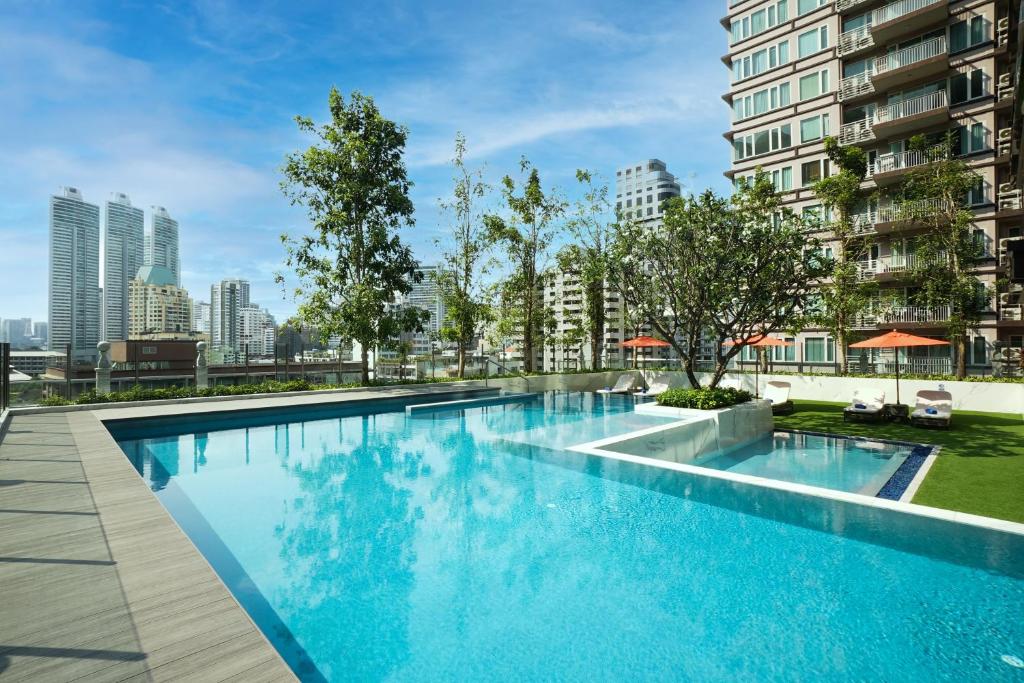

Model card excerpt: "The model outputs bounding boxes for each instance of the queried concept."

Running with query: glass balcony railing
[876,90,947,126]
[872,0,944,26]
[873,36,946,76]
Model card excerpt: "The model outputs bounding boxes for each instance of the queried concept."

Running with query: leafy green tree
[897,134,986,379]
[278,88,426,385]
[811,136,876,374]
[484,158,565,373]
[611,172,826,387]
[434,133,492,378]
[556,170,615,370]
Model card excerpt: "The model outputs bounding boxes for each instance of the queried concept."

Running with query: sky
[0,0,731,324]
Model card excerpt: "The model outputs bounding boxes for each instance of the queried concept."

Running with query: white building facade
[210,278,250,351]
[49,187,101,361]
[145,206,180,287]
[102,192,145,342]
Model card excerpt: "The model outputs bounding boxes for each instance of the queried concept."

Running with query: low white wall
[477,370,630,394]
[640,370,1023,414]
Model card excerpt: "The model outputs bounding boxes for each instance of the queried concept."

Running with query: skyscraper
[128,265,192,338]
[49,187,101,361]
[191,300,211,336]
[103,192,144,342]
[724,0,1016,372]
[145,206,180,287]
[614,160,682,227]
[210,278,250,351]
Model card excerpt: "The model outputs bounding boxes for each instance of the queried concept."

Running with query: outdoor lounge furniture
[763,381,794,415]
[634,373,672,397]
[597,374,638,395]
[843,389,886,422]
[910,390,953,429]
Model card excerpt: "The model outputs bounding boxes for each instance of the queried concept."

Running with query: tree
[434,133,492,378]
[278,88,426,385]
[556,170,615,370]
[896,134,986,379]
[611,172,827,387]
[811,136,877,374]
[483,158,565,373]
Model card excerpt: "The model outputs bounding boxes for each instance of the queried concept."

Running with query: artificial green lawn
[774,400,1024,524]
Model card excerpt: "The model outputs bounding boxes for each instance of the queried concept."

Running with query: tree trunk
[684,358,701,388]
[956,335,967,379]
[360,344,370,386]
[837,328,848,375]
[759,348,768,373]
[457,344,466,378]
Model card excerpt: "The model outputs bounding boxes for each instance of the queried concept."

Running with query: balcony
[868,146,946,186]
[836,0,881,12]
[839,117,876,146]
[874,90,949,138]
[871,36,947,90]
[855,304,951,327]
[838,25,875,57]
[838,72,875,102]
[875,197,947,231]
[870,0,948,44]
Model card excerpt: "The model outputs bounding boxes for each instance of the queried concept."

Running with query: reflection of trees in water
[273,414,425,681]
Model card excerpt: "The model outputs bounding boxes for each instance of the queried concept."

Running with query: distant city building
[128,265,192,338]
[32,321,48,346]
[49,187,101,361]
[9,350,67,377]
[239,303,275,356]
[614,160,681,227]
[538,269,627,371]
[145,206,180,287]
[0,318,32,347]
[103,192,145,342]
[210,278,250,351]
[191,300,211,335]
[396,265,446,356]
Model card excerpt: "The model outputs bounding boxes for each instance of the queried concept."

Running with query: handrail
[876,90,947,124]
[838,24,874,56]
[869,146,947,176]
[484,357,531,391]
[873,36,946,76]
[839,118,875,145]
[872,0,943,25]
[839,72,874,100]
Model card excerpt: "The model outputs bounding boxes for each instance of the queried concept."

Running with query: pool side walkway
[0,384,492,681]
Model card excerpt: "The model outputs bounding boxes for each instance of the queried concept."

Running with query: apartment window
[797,0,827,15]
[801,159,829,187]
[950,69,985,105]
[804,337,834,363]
[802,204,830,226]
[647,207,653,216]
[733,123,793,161]
[733,83,791,121]
[799,113,829,143]
[730,2,787,44]
[647,194,653,204]
[957,122,987,154]
[733,40,789,81]
[966,179,985,206]
[625,199,632,207]
[797,26,828,58]
[771,166,793,191]
[799,69,829,100]
[950,16,986,53]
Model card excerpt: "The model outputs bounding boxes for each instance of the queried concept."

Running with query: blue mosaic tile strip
[876,444,936,501]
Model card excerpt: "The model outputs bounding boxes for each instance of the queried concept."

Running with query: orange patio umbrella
[849,330,949,404]
[723,335,794,398]
[622,336,671,369]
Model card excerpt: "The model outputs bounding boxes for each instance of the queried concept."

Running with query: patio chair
[843,388,886,422]
[910,390,952,429]
[763,381,793,415]
[597,373,638,395]
[634,373,672,397]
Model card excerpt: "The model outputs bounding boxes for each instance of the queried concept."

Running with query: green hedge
[656,387,753,410]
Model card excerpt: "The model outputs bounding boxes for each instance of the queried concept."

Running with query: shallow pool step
[405,392,540,416]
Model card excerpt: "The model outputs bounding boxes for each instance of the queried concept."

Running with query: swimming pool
[111,391,1024,681]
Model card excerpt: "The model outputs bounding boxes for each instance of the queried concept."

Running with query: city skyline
[0,1,730,325]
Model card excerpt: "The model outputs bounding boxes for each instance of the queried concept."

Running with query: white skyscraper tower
[614,160,682,226]
[103,192,144,341]
[145,206,180,287]
[49,187,101,361]
[210,278,250,351]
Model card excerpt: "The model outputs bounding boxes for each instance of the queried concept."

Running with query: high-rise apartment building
[0,318,32,347]
[614,160,682,226]
[191,301,211,336]
[49,187,101,361]
[725,0,1021,373]
[145,206,180,287]
[128,265,192,338]
[210,278,250,351]
[393,265,447,355]
[103,192,145,342]
[239,303,275,356]
[538,270,628,371]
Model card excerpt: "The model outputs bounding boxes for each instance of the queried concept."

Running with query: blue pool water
[112,391,1024,682]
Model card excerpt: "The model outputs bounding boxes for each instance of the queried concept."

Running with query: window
[771,166,793,191]
[802,204,831,227]
[733,83,791,121]
[772,338,797,361]
[968,336,987,366]
[950,16,986,52]
[801,159,829,186]
[730,1,788,44]
[950,69,985,104]
[733,123,793,161]
[799,114,829,143]
[797,26,828,58]
[799,69,829,100]
[647,207,653,216]
[966,179,985,206]
[957,122,987,154]
[732,40,790,81]
[804,337,834,363]
[797,0,827,15]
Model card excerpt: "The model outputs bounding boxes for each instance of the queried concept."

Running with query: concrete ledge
[405,391,538,415]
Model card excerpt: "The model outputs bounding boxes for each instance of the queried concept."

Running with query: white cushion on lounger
[762,381,790,405]
[911,390,952,420]
[635,373,672,396]
[597,374,637,394]
[845,388,885,414]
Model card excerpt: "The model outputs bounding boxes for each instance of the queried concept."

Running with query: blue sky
[0,0,731,323]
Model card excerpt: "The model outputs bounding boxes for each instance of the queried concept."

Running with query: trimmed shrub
[656,387,753,410]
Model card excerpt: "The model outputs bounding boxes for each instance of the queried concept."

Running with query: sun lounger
[910,390,952,429]
[634,373,672,397]
[597,374,638,394]
[763,381,793,415]
[843,389,886,422]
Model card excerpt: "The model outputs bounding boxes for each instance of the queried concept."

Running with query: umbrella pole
[895,349,900,405]
[755,349,760,399]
